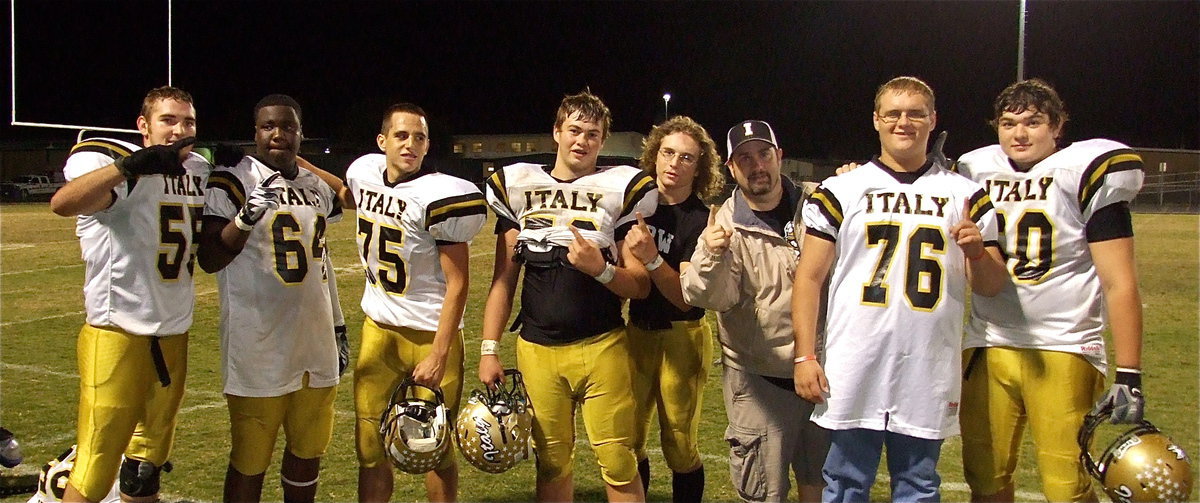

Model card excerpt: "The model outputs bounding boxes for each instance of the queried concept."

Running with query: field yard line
[177,401,226,414]
[1,362,77,378]
[0,263,83,276]
[0,310,86,327]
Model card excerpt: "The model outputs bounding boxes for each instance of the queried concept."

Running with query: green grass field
[0,203,1195,502]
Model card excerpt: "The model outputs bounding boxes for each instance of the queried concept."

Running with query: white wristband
[644,254,664,271]
[594,263,616,284]
[481,340,499,356]
[233,215,254,232]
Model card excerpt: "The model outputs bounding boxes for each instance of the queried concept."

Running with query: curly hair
[989,78,1069,130]
[638,116,725,203]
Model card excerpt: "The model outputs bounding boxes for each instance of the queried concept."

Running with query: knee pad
[593,443,638,486]
[119,458,171,498]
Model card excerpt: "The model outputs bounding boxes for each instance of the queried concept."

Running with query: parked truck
[0,175,66,201]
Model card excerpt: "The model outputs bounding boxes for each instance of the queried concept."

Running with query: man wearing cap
[679,120,829,502]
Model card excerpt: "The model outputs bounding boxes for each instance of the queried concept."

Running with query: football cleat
[1079,407,1193,502]
[380,378,452,474]
[455,369,534,473]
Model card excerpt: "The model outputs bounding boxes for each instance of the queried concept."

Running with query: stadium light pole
[663,93,671,121]
[1017,0,1027,81]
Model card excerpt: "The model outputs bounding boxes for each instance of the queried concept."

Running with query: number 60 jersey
[956,139,1144,374]
[345,154,486,331]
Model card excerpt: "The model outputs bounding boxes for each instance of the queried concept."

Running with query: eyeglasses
[877,110,931,124]
[658,148,698,165]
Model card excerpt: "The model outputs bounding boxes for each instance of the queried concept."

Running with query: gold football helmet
[380,378,451,474]
[454,369,534,473]
[1079,408,1193,503]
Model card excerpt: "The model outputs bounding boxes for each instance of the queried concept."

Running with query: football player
[956,79,1147,503]
[792,76,1009,502]
[680,119,830,502]
[197,94,342,503]
[305,103,487,502]
[623,116,723,503]
[478,90,657,502]
[49,86,209,503]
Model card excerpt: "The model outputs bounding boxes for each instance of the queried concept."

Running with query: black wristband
[1115,369,1142,389]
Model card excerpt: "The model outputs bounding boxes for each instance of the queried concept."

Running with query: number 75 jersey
[346,154,486,331]
[955,139,1143,371]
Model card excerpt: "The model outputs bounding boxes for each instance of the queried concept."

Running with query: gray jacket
[681,178,822,379]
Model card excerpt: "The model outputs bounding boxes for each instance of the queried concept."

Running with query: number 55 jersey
[204,156,343,397]
[345,154,486,330]
[64,137,211,336]
[955,139,1144,374]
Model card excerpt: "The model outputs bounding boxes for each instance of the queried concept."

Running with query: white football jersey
[64,138,211,336]
[204,156,343,397]
[484,162,658,254]
[345,154,486,330]
[803,160,998,439]
[956,139,1144,374]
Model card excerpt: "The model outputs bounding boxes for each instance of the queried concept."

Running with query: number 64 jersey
[955,139,1144,374]
[204,156,342,397]
[345,154,486,331]
[803,160,998,439]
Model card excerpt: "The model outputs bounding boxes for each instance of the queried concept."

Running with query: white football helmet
[454,369,534,473]
[29,446,120,503]
[380,378,452,474]
[1079,409,1193,503]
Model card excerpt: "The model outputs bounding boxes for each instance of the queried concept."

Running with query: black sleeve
[494,216,519,234]
[1085,202,1134,242]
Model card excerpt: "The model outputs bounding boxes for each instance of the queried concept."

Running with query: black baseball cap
[726,120,778,156]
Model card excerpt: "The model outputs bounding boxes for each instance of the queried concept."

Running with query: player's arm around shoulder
[298,156,355,209]
[479,227,520,388]
[680,202,741,311]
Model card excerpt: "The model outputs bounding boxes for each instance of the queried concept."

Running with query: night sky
[6,1,1198,161]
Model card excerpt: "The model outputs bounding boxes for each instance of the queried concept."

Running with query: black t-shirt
[628,195,708,329]
[751,198,794,237]
[495,201,624,346]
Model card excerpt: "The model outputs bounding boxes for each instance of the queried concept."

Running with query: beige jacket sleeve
[680,200,741,312]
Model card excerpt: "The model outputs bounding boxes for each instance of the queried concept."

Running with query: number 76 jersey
[346,154,486,331]
[803,160,997,438]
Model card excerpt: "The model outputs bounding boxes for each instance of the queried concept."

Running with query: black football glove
[212,143,246,168]
[927,131,951,170]
[234,173,283,231]
[114,137,195,178]
[1091,369,1144,424]
[335,325,350,376]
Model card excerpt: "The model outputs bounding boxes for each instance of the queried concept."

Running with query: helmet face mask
[380,379,451,474]
[1079,409,1193,502]
[455,369,534,473]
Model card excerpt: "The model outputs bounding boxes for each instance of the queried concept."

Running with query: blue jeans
[822,428,943,502]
